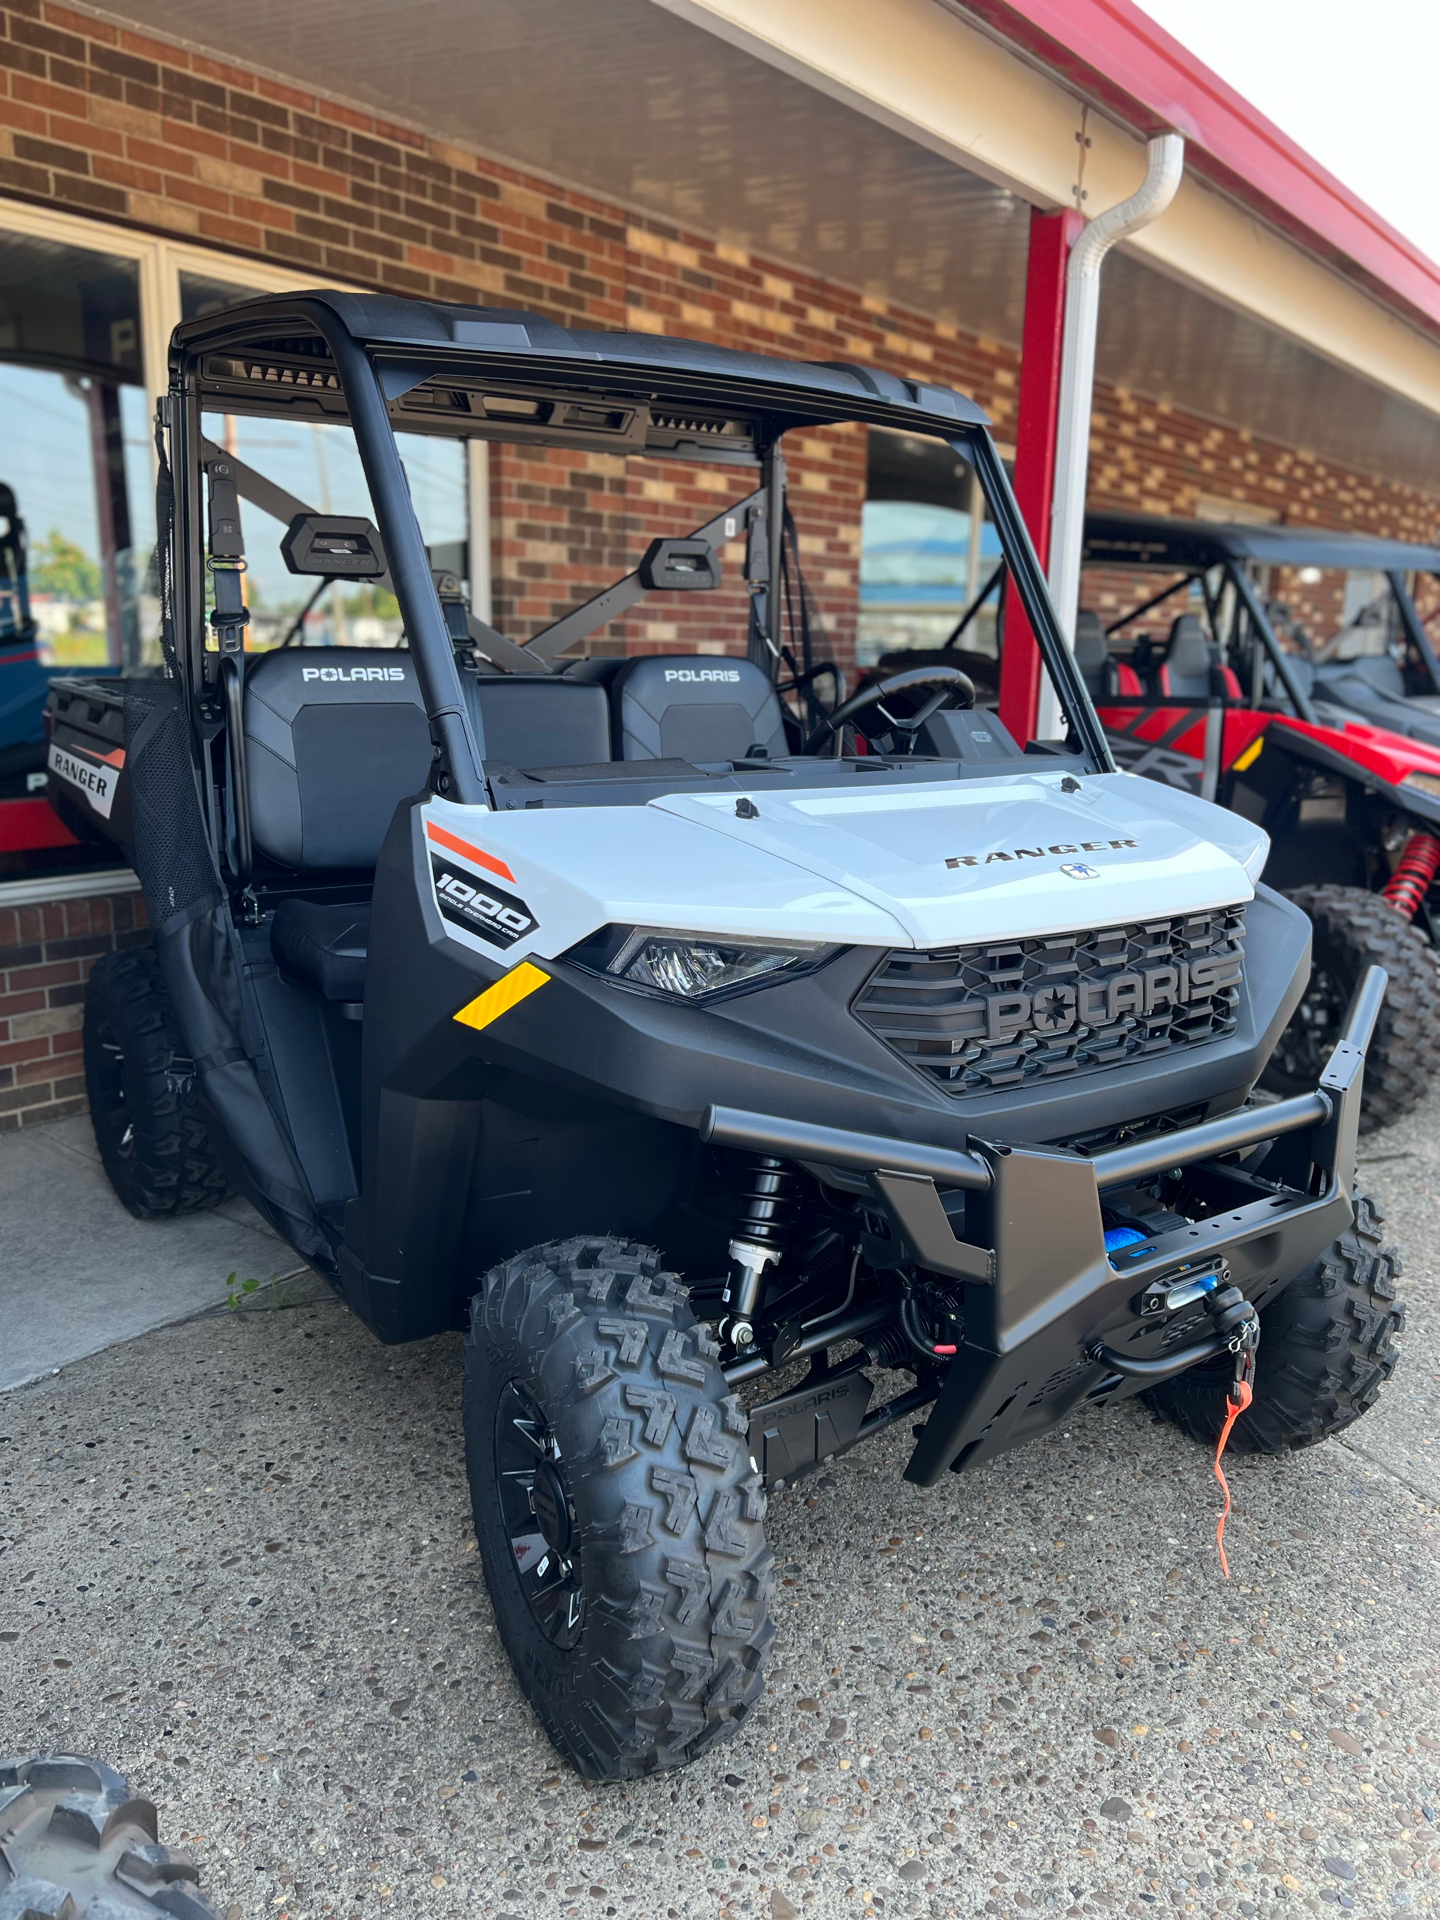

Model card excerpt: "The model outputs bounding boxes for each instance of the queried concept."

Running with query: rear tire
[1145,1192,1403,1453]
[0,1752,217,1918]
[82,949,230,1218]
[463,1235,773,1779]
[1260,883,1440,1130]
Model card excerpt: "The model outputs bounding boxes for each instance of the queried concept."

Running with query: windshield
[1260,563,1402,663]
[188,386,1098,790]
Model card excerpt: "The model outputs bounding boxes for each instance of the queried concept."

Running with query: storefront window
[0,231,152,669]
[199,414,468,648]
[858,427,1000,666]
[180,268,266,324]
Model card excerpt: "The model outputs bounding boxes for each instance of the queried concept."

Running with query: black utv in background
[47,292,1404,1778]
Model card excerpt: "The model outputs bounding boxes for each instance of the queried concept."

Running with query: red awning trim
[962,0,1440,339]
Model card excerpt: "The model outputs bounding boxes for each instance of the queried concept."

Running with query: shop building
[3,0,1440,1123]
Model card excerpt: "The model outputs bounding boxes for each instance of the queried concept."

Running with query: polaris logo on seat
[430,855,537,950]
[300,665,406,683]
[664,668,741,683]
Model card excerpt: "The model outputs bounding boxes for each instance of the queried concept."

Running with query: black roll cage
[1086,514,1440,727]
[166,291,1115,795]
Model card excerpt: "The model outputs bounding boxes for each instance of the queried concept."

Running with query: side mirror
[638,536,720,591]
[282,514,388,578]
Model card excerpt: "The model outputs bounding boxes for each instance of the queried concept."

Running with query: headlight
[565,924,829,1000]
[1401,770,1440,800]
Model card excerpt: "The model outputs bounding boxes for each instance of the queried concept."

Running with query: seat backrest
[244,648,432,869]
[1072,611,1109,699]
[611,654,790,761]
[1338,653,1407,700]
[1157,614,1222,701]
[467,675,611,770]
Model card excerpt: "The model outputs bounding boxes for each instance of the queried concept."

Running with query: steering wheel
[801,664,976,755]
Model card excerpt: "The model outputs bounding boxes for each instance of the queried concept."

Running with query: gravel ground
[2,1100,1437,1920]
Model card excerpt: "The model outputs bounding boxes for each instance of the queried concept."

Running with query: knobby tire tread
[1266,884,1440,1131]
[463,1235,773,1780]
[1145,1192,1403,1454]
[0,1752,216,1918]
[83,949,229,1218]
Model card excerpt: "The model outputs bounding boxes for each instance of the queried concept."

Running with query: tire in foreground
[1262,883,1440,1130]
[463,1234,774,1778]
[0,1752,216,1918]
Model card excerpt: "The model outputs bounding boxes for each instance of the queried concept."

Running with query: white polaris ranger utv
[48,293,1402,1779]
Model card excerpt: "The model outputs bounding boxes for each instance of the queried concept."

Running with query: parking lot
[1,1089,1436,1920]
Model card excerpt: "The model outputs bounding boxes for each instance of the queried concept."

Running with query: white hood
[649,770,1266,947]
[426,770,1266,966]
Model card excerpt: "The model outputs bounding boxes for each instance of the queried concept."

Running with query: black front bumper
[706,966,1385,1484]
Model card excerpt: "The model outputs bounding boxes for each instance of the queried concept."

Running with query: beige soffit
[647,0,1440,422]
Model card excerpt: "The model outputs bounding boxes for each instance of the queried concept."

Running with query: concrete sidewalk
[0,1096,1436,1919]
[0,1113,291,1392]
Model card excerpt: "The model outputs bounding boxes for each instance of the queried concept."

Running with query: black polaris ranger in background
[48,292,1403,1779]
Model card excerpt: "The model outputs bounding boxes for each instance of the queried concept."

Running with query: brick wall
[4,0,1437,672]
[0,886,148,1129]
[1087,390,1440,545]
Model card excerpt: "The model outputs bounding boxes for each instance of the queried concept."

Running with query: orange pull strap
[1212,1380,1252,1579]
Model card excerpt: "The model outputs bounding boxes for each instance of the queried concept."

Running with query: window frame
[0,197,493,630]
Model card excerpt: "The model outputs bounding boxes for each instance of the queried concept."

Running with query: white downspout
[1037,132,1185,739]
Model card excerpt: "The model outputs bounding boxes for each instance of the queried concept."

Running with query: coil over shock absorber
[1381,829,1440,920]
[721,1155,797,1350]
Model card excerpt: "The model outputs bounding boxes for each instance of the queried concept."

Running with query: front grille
[853,905,1245,1098]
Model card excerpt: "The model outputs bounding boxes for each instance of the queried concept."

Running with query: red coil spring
[1381,829,1440,919]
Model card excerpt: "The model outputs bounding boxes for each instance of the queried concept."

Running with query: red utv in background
[0,481,124,879]
[1079,513,1440,1127]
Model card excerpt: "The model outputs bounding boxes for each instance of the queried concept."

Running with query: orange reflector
[426,819,515,883]
[453,961,549,1032]
[1231,736,1264,774]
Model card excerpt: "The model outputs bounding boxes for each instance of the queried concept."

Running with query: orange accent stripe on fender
[453,961,549,1032]
[426,819,514,883]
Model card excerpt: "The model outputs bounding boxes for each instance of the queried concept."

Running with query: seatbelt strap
[199,436,315,533]
[205,455,249,655]
[199,434,398,600]
[432,568,539,675]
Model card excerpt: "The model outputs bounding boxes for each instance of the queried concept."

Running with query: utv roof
[1085,510,1440,576]
[173,289,990,443]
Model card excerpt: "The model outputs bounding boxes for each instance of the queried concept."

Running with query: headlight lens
[612,929,820,998]
[1401,770,1440,800]
[566,924,828,999]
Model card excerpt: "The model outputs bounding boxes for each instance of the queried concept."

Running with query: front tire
[1145,1192,1403,1453]
[463,1236,774,1779]
[1261,883,1440,1130]
[82,949,230,1218]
